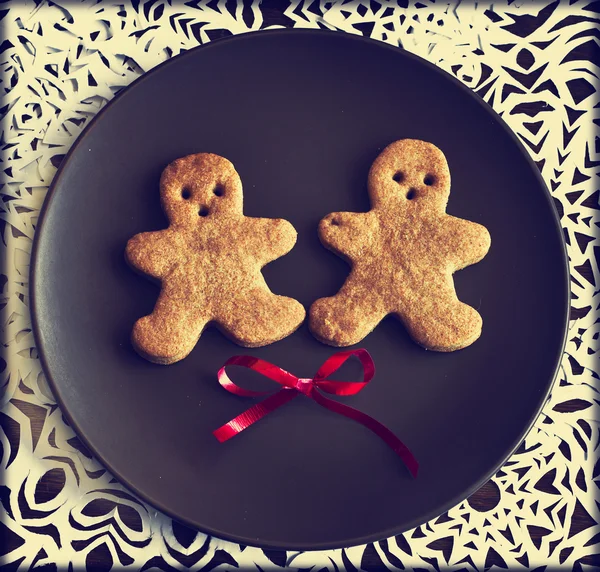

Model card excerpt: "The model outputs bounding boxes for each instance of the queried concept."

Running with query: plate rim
[29,28,571,550]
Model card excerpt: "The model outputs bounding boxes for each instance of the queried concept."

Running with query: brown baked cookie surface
[309,139,491,352]
[126,153,305,364]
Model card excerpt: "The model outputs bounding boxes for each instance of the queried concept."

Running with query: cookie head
[368,139,451,212]
[159,153,243,226]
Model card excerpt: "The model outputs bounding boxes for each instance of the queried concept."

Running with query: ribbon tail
[213,389,298,443]
[311,391,419,478]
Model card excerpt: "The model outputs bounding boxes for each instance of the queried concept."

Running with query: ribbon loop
[213,349,418,478]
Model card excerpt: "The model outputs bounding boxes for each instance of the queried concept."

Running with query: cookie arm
[125,230,177,279]
[244,218,298,265]
[318,211,374,261]
[438,216,491,271]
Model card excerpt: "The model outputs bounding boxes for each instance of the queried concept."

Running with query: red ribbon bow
[213,349,419,478]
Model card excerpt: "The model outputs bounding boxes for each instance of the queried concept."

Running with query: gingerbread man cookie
[309,139,491,352]
[126,153,305,364]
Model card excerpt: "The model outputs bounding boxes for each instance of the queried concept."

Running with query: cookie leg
[309,282,388,347]
[215,288,305,347]
[132,292,209,364]
[397,283,482,352]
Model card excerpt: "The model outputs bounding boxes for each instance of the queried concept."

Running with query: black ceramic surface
[31,30,569,550]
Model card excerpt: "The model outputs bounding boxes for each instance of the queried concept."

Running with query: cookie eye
[406,189,417,200]
[424,174,435,186]
[392,171,404,183]
[181,188,191,200]
[331,218,340,226]
[198,206,209,217]
[213,185,224,197]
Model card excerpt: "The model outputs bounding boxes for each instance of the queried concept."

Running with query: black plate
[31,30,569,550]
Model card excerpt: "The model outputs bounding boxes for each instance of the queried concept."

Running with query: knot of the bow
[293,377,313,396]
